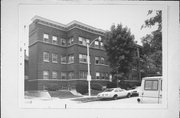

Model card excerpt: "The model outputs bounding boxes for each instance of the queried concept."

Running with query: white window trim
[43,71,49,79]
[52,71,58,79]
[52,36,58,44]
[43,52,50,62]
[79,54,91,64]
[61,56,67,64]
[67,55,74,64]
[52,53,58,63]
[61,38,66,46]
[61,72,67,79]
[43,34,49,43]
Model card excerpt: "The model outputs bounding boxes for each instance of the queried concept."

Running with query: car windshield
[104,88,114,92]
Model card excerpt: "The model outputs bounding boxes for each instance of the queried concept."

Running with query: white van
[137,76,162,104]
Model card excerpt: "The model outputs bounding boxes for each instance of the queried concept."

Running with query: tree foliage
[141,10,162,76]
[104,24,136,79]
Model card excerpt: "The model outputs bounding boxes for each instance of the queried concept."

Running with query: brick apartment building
[28,16,111,90]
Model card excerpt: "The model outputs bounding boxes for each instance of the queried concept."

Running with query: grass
[48,90,81,99]
[71,96,100,103]
[83,89,103,96]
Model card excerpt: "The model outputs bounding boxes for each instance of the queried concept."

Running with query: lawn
[48,90,82,99]
[71,96,100,103]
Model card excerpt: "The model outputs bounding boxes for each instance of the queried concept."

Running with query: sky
[19,4,162,52]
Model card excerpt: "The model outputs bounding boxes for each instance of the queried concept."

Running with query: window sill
[79,62,91,64]
[61,62,67,64]
[43,60,50,62]
[67,62,74,64]
[95,64,109,66]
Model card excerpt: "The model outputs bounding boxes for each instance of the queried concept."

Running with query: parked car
[126,86,141,97]
[97,88,131,100]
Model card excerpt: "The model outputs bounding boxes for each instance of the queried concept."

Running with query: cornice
[32,15,105,35]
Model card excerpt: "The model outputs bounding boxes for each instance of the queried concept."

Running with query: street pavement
[23,96,139,108]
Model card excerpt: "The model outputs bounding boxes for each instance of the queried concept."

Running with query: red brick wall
[29,21,110,83]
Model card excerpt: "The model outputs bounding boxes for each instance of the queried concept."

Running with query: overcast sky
[19,4,162,50]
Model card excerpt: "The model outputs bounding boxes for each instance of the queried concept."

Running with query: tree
[141,10,162,76]
[104,24,136,80]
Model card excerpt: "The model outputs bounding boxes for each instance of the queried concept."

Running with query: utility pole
[137,47,141,81]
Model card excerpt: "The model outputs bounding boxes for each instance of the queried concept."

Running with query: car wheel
[127,93,131,98]
[113,95,118,100]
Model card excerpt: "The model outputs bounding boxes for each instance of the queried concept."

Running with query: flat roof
[31,15,106,34]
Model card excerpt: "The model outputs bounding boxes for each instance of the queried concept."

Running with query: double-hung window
[43,34,49,43]
[79,71,87,79]
[61,72,66,79]
[52,36,58,45]
[101,73,105,79]
[61,38,66,46]
[43,71,49,79]
[95,57,100,64]
[79,54,90,63]
[68,37,74,45]
[101,57,105,64]
[68,54,74,63]
[79,37,89,46]
[52,53,58,63]
[100,42,104,49]
[79,37,83,45]
[68,72,74,79]
[94,41,99,48]
[96,72,100,79]
[79,54,87,63]
[52,71,58,79]
[61,55,66,64]
[43,52,49,62]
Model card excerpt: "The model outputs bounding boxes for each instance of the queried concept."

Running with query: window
[144,80,158,90]
[43,52,49,62]
[52,71,58,79]
[68,54,74,63]
[52,53,58,63]
[43,71,49,79]
[52,36,58,45]
[61,55,66,64]
[94,41,99,48]
[101,73,105,79]
[67,37,74,45]
[79,71,87,79]
[101,57,105,64]
[61,72,66,79]
[78,37,89,46]
[79,37,83,45]
[68,72,74,79]
[96,72,100,79]
[79,54,87,63]
[95,57,100,64]
[61,38,66,46]
[105,73,109,79]
[43,33,49,43]
[79,54,90,63]
[100,42,104,49]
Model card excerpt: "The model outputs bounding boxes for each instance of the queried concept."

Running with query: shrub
[75,82,88,95]
[45,85,60,91]
[106,82,117,88]
[91,83,103,91]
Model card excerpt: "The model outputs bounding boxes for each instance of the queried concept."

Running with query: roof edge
[31,15,106,34]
